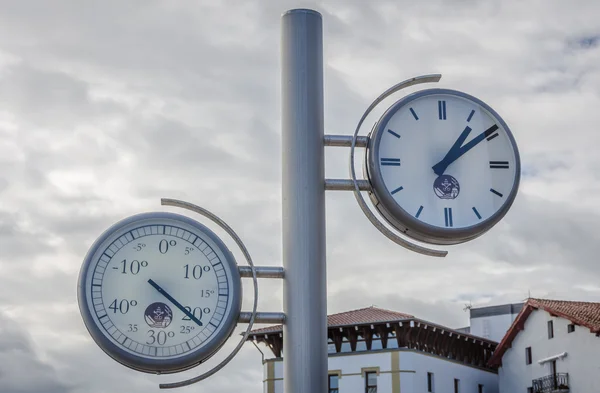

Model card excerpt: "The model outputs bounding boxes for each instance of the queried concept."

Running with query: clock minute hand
[147,279,203,327]
[432,124,499,176]
[432,126,472,176]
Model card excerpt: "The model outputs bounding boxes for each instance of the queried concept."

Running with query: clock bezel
[77,211,242,374]
[365,88,521,245]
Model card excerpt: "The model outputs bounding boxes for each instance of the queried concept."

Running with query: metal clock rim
[349,74,448,257]
[366,88,521,245]
[157,198,259,389]
[77,211,242,374]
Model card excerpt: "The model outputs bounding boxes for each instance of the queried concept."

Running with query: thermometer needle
[147,279,203,326]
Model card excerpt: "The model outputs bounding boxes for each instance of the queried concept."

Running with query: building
[465,303,524,343]
[488,298,600,393]
[248,306,499,393]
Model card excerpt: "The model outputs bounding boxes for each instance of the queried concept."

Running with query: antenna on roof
[463,301,472,312]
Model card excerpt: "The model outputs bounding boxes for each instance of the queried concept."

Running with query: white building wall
[498,308,600,393]
[401,351,498,393]
[470,313,518,343]
[332,352,393,393]
[264,349,498,393]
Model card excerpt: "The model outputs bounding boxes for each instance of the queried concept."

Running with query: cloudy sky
[0,0,599,392]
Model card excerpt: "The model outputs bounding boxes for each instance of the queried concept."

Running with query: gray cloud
[0,311,73,393]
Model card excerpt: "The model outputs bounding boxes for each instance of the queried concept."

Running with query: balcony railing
[532,373,569,392]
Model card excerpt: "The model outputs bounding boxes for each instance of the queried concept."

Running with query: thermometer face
[77,212,241,374]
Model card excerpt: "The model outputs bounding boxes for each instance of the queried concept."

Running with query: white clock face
[367,89,520,245]
[78,212,241,373]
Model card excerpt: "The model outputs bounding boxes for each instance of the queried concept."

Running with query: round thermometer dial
[366,88,520,245]
[77,212,242,374]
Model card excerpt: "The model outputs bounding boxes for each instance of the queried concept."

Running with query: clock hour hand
[432,124,499,176]
[148,279,203,327]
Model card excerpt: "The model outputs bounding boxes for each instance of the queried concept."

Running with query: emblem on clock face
[144,302,173,328]
[433,175,460,200]
[366,88,520,245]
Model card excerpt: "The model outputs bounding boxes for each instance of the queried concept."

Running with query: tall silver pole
[281,8,327,393]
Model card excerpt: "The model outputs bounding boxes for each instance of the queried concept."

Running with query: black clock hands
[432,125,472,176]
[432,124,499,176]
[148,279,203,326]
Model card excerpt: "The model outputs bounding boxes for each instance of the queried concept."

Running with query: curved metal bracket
[157,198,260,389]
[349,74,448,257]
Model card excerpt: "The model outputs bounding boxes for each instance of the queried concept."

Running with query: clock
[365,88,520,245]
[77,212,242,374]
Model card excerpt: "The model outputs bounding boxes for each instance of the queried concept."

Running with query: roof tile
[248,306,413,335]
[488,298,600,367]
[529,298,600,330]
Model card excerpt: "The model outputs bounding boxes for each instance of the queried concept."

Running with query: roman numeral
[381,158,400,166]
[444,207,453,227]
[490,188,503,198]
[467,109,475,122]
[387,129,401,138]
[416,205,424,218]
[485,124,500,141]
[410,107,419,120]
[489,161,509,169]
[390,186,404,195]
[438,100,447,120]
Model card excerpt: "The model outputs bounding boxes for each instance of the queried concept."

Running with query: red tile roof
[248,306,413,335]
[488,298,600,367]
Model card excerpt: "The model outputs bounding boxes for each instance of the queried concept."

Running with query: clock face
[366,88,520,245]
[77,212,241,374]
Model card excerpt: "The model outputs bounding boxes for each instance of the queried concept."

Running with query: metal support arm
[325,179,371,191]
[238,266,285,279]
[325,135,368,147]
[238,312,286,324]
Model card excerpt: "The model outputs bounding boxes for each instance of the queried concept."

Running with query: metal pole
[281,9,327,393]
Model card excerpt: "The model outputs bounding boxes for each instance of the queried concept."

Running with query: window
[454,378,460,393]
[427,372,434,392]
[568,323,575,333]
[525,347,532,365]
[478,384,484,393]
[548,320,554,339]
[328,374,339,393]
[365,371,377,393]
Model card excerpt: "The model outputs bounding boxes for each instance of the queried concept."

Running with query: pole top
[283,8,322,18]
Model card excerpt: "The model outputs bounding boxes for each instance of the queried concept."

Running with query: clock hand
[432,124,499,176]
[432,126,472,176]
[147,279,203,327]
